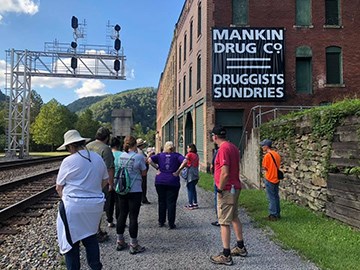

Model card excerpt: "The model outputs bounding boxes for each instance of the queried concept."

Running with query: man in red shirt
[261,139,282,221]
[210,125,247,266]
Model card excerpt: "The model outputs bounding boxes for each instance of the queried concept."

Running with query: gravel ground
[0,167,319,269]
[94,168,319,270]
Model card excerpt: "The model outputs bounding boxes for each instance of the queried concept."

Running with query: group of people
[55,124,282,269]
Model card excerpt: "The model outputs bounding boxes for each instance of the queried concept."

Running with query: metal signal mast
[5,16,126,158]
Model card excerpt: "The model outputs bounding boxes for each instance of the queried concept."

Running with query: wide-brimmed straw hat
[57,129,91,150]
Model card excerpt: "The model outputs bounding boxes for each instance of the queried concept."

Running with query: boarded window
[326,46,342,84]
[189,67,192,97]
[190,21,193,51]
[197,55,201,90]
[178,82,181,107]
[184,34,187,62]
[296,0,311,26]
[178,116,184,152]
[183,75,186,103]
[296,46,312,94]
[198,2,202,37]
[179,45,182,69]
[232,0,248,25]
[325,0,339,25]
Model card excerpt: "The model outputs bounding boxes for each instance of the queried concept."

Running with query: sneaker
[184,205,194,210]
[211,221,220,227]
[129,244,145,254]
[108,222,115,228]
[230,246,248,257]
[209,253,233,266]
[267,215,279,221]
[96,232,109,243]
[116,241,128,251]
[192,204,199,209]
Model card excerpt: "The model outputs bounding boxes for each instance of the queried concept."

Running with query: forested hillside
[67,87,157,132]
[67,95,108,112]
[0,91,6,102]
[89,87,157,132]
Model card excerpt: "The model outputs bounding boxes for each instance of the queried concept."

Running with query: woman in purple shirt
[149,141,187,229]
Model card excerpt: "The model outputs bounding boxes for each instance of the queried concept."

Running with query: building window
[184,34,187,62]
[197,2,202,37]
[296,46,312,94]
[178,82,181,107]
[197,54,201,90]
[190,20,193,51]
[183,75,186,103]
[232,0,248,25]
[189,67,192,97]
[325,0,340,25]
[296,0,311,26]
[178,45,182,69]
[326,46,342,84]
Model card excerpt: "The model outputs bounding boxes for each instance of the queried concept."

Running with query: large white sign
[212,28,285,101]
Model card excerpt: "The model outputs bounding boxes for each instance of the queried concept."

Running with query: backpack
[115,153,136,195]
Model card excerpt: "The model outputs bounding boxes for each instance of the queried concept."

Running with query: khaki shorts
[217,189,241,225]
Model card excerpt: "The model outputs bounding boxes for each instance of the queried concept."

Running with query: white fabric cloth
[56,150,108,254]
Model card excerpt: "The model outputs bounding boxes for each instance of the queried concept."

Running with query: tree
[75,109,100,139]
[31,99,76,150]
[30,90,43,124]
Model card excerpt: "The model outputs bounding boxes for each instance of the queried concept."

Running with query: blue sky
[0,0,184,105]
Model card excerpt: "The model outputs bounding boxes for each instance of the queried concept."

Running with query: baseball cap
[260,139,272,147]
[211,125,227,136]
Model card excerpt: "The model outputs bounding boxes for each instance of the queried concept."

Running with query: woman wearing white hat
[56,129,109,270]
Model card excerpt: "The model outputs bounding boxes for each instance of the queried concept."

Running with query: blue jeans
[65,234,102,270]
[264,179,280,217]
[214,184,218,218]
[187,180,198,205]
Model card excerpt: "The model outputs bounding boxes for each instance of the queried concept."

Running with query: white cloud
[75,79,108,98]
[0,0,39,15]
[0,60,6,91]
[32,76,82,89]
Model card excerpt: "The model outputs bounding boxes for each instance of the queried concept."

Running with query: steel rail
[0,185,56,223]
[0,156,65,170]
[0,169,59,192]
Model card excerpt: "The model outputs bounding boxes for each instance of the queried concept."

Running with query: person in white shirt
[56,130,108,270]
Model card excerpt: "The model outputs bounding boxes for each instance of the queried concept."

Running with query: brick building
[157,0,360,170]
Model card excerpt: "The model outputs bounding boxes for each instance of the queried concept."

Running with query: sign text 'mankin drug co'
[212,28,285,101]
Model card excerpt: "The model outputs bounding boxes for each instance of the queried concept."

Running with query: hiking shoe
[116,241,128,251]
[96,231,109,243]
[211,221,220,227]
[168,224,177,230]
[210,253,233,266]
[184,204,194,210]
[231,246,248,257]
[108,222,115,228]
[267,215,279,221]
[192,204,199,209]
[129,244,145,254]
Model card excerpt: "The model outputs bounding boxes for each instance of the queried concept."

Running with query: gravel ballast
[1,167,319,269]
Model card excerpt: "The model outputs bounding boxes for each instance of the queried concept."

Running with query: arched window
[325,0,340,25]
[197,2,202,37]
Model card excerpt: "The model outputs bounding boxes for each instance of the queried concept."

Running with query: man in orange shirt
[261,139,282,221]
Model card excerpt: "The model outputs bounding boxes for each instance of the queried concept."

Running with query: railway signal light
[71,57,77,69]
[71,16,78,29]
[114,59,120,71]
[114,38,121,51]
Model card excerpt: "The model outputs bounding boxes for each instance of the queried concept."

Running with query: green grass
[198,172,360,270]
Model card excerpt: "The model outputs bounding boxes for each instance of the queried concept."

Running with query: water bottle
[230,184,235,194]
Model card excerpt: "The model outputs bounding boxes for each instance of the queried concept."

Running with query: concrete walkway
[96,168,319,270]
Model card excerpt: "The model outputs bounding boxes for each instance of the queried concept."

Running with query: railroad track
[0,156,66,170]
[0,169,59,223]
